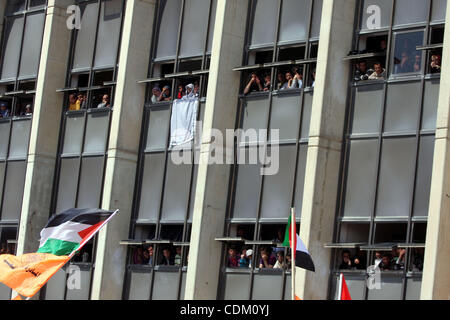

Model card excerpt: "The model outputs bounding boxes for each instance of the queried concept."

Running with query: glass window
[392,31,424,75]
[352,84,384,135]
[83,112,110,154]
[8,119,31,159]
[279,0,310,44]
[405,277,422,300]
[310,0,323,38]
[422,80,440,131]
[43,267,66,300]
[30,0,46,7]
[62,114,85,156]
[0,163,5,204]
[1,161,27,221]
[0,17,24,80]
[138,153,165,222]
[128,270,152,300]
[72,1,99,71]
[160,153,192,222]
[19,12,46,78]
[94,0,123,68]
[293,145,307,217]
[223,273,251,300]
[413,135,435,218]
[55,158,80,214]
[251,273,283,300]
[155,0,182,60]
[431,0,447,22]
[360,0,392,31]
[145,107,171,151]
[179,0,210,58]
[5,0,26,15]
[343,140,378,218]
[384,82,421,133]
[206,0,218,53]
[65,267,92,300]
[240,97,270,145]
[269,94,302,143]
[260,146,296,219]
[77,156,104,208]
[0,122,11,160]
[394,0,430,27]
[367,276,403,300]
[376,138,416,218]
[152,272,179,300]
[250,0,278,48]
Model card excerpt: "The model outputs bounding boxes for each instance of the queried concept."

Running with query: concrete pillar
[184,0,248,300]
[90,0,156,300]
[421,1,450,300]
[296,0,357,300]
[16,0,73,255]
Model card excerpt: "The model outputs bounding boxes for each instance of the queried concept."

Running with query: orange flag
[0,253,69,298]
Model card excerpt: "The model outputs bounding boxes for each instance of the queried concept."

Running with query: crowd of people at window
[0,102,33,118]
[227,246,292,270]
[0,242,15,255]
[132,245,186,267]
[339,248,424,272]
[68,93,111,111]
[243,67,316,95]
[150,82,200,104]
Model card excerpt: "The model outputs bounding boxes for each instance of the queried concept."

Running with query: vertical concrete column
[296,0,356,300]
[16,0,73,255]
[421,2,450,301]
[90,0,156,300]
[184,0,248,300]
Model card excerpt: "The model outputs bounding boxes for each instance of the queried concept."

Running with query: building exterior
[0,0,448,300]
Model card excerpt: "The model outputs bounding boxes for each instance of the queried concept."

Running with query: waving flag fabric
[283,215,315,272]
[0,208,117,298]
[38,208,116,256]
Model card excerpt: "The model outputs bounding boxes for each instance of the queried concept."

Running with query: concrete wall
[90,0,156,300]
[421,0,450,300]
[296,0,357,300]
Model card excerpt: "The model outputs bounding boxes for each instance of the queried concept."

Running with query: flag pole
[291,207,295,301]
[338,273,343,301]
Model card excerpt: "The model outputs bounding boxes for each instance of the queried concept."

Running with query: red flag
[340,274,352,300]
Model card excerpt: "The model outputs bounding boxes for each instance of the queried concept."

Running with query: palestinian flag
[38,208,117,257]
[283,215,315,272]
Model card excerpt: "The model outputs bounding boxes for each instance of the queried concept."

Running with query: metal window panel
[251,273,283,300]
[376,138,416,218]
[310,0,323,38]
[179,0,210,58]
[422,80,440,131]
[1,17,24,80]
[65,268,92,300]
[260,145,296,219]
[180,271,186,300]
[19,12,46,78]
[0,163,5,206]
[72,2,99,70]
[5,0,26,15]
[223,273,250,300]
[30,0,47,7]
[240,97,270,145]
[360,0,392,31]
[8,119,31,159]
[384,82,421,133]
[394,0,430,27]
[55,158,80,214]
[352,84,384,135]
[94,0,123,68]
[250,0,278,47]
[0,122,11,160]
[413,135,435,218]
[331,274,366,300]
[151,272,179,300]
[405,277,422,300]
[138,153,165,222]
[367,276,403,300]
[188,164,198,223]
[145,107,170,152]
[155,0,182,60]
[343,140,378,219]
[77,157,104,209]
[2,161,26,221]
[233,147,261,219]
[278,0,310,44]
[301,91,313,139]
[206,0,217,53]
[128,270,152,300]
[431,0,447,22]
[44,267,67,300]
[62,114,85,156]
[83,112,109,154]
[269,94,302,143]
[293,145,308,218]
[161,153,192,222]
[0,283,11,300]
[391,32,424,76]
[284,274,291,300]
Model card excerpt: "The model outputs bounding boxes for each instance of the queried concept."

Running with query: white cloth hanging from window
[169,96,199,149]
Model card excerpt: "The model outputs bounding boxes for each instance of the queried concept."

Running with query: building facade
[0,0,448,300]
